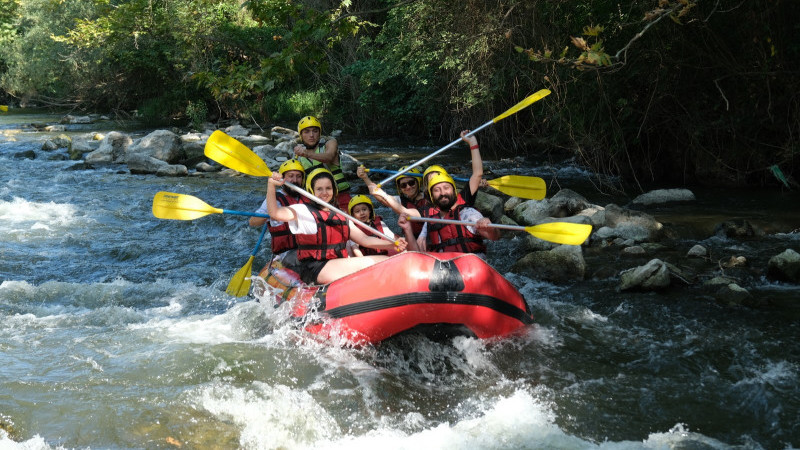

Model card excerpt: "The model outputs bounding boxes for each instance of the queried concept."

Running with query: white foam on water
[0,197,79,226]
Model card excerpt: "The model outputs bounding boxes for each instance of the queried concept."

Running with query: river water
[1,110,799,449]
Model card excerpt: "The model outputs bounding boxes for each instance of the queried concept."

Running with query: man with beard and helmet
[250,159,310,265]
[397,172,499,259]
[293,116,352,211]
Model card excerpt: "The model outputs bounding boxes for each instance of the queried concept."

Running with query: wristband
[470,144,479,150]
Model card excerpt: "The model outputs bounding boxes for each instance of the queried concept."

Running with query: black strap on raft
[428,260,465,292]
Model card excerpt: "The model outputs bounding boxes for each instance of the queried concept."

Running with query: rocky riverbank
[8,116,800,309]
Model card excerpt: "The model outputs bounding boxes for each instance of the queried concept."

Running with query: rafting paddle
[408,216,592,246]
[152,191,271,221]
[204,132,400,245]
[226,223,269,297]
[375,89,551,188]
[366,168,546,200]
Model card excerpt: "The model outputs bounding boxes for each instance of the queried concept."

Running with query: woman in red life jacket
[398,172,499,259]
[346,195,399,257]
[249,159,309,263]
[266,168,407,284]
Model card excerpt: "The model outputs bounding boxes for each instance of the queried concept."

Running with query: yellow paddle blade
[526,222,592,246]
[204,130,272,177]
[486,175,546,200]
[492,89,551,123]
[0,105,8,112]
[152,191,222,220]
[226,255,254,297]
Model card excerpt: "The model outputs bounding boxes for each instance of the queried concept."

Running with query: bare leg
[316,255,389,284]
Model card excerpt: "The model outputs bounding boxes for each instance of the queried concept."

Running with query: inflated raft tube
[256,251,533,345]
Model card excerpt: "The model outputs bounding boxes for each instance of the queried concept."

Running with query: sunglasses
[398,180,417,188]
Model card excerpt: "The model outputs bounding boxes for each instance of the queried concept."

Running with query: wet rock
[687,244,707,257]
[600,204,663,242]
[224,124,249,136]
[547,189,591,218]
[13,150,36,159]
[195,162,220,173]
[577,205,605,228]
[85,131,131,164]
[43,124,66,132]
[622,245,646,255]
[127,129,183,163]
[767,248,800,283]
[714,283,755,307]
[127,153,187,176]
[618,258,670,291]
[631,188,696,206]
[474,191,503,222]
[504,196,525,214]
[41,140,59,151]
[511,199,551,226]
[713,219,763,238]
[721,256,747,268]
[511,244,585,283]
[60,114,93,124]
[239,134,271,147]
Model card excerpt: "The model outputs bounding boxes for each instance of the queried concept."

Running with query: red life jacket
[357,215,389,256]
[401,194,428,237]
[268,191,309,254]
[423,203,486,254]
[296,205,351,261]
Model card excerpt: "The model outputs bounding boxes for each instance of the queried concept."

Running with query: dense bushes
[0,0,797,189]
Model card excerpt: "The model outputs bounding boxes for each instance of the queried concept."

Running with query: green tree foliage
[0,0,797,187]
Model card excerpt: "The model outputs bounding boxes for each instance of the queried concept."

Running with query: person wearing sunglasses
[357,164,427,238]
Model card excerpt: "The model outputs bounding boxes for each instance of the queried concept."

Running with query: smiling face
[311,176,335,203]
[397,177,419,197]
[351,203,372,223]
[431,181,456,210]
[300,126,321,148]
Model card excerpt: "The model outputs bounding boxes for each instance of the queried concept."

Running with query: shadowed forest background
[0,0,797,191]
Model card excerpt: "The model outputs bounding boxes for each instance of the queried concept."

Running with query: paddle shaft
[367,168,468,183]
[282,182,398,243]
[251,222,269,256]
[376,123,491,188]
[223,209,270,219]
[408,215,525,232]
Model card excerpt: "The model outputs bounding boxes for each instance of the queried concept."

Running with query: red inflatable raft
[255,251,533,345]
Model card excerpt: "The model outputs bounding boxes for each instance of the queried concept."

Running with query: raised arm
[461,130,483,197]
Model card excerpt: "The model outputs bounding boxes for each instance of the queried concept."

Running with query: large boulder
[511,199,551,226]
[618,258,671,291]
[474,191,503,222]
[631,188,696,206]
[127,153,188,176]
[511,245,586,283]
[598,204,663,242]
[126,129,183,163]
[767,248,800,283]
[85,131,131,164]
[547,189,592,218]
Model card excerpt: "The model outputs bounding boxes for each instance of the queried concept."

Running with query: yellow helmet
[278,158,305,177]
[305,167,337,197]
[348,195,374,219]
[297,116,322,135]
[423,164,448,183]
[427,172,457,200]
[395,166,421,192]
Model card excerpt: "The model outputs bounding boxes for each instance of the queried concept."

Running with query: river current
[1,110,799,449]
